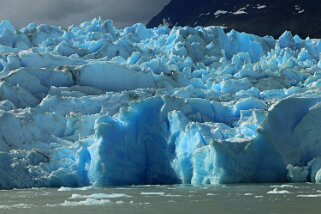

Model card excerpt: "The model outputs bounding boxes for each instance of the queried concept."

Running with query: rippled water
[0,184,321,214]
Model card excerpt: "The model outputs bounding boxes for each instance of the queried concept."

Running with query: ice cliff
[0,19,321,189]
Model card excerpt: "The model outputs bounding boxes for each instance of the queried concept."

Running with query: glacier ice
[1,18,321,188]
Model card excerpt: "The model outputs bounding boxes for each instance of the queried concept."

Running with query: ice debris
[0,18,321,188]
[267,188,291,194]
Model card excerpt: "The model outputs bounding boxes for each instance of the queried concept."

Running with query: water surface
[1,184,321,214]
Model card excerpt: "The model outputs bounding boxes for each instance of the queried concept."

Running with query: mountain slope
[147,0,321,38]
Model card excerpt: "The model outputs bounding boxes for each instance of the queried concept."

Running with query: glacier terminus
[0,18,321,189]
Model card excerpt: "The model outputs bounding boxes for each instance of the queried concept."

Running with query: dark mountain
[147,0,321,38]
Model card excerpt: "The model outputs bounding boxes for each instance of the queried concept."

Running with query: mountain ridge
[147,0,321,38]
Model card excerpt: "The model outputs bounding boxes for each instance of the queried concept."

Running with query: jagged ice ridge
[0,18,321,189]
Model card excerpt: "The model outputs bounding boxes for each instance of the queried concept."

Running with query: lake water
[0,183,321,214]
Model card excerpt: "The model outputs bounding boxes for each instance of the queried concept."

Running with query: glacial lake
[0,184,321,214]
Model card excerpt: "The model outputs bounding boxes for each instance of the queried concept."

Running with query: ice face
[0,19,321,189]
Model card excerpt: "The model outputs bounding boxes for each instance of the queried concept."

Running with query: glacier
[1,18,321,188]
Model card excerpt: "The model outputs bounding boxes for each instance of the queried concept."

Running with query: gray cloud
[0,0,170,29]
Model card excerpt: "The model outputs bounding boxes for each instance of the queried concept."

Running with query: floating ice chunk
[141,192,165,196]
[244,193,253,196]
[164,194,183,197]
[0,203,32,209]
[60,198,111,207]
[297,194,321,198]
[206,193,218,196]
[70,193,130,199]
[267,188,291,194]
[270,184,295,189]
[58,186,94,192]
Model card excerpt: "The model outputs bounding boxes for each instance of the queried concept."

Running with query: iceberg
[0,18,321,189]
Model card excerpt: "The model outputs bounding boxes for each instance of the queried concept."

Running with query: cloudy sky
[0,0,170,28]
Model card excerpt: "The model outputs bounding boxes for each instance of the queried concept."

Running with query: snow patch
[214,10,228,17]
[233,8,248,15]
[257,5,267,9]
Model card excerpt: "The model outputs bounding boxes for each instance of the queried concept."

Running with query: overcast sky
[0,0,170,29]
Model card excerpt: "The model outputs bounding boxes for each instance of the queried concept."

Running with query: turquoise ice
[0,19,321,188]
